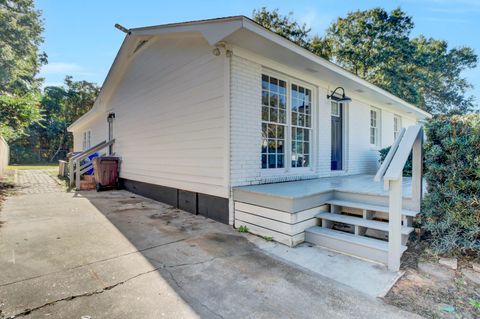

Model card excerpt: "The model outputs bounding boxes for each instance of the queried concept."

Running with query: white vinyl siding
[73,115,107,152]
[104,34,227,198]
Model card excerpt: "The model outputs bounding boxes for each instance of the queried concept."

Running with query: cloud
[40,62,95,76]
[422,17,470,24]
[41,62,82,74]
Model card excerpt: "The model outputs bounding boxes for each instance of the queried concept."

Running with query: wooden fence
[0,136,9,178]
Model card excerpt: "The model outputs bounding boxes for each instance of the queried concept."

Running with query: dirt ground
[384,241,480,318]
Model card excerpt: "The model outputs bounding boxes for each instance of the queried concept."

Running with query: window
[291,84,312,167]
[393,115,402,140]
[262,74,286,169]
[261,73,314,170]
[82,130,91,150]
[331,101,340,117]
[370,108,379,146]
[87,130,91,149]
[82,132,87,150]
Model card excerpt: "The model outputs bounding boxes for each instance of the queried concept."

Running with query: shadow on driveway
[0,184,420,318]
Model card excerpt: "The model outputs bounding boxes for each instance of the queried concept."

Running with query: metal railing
[374,124,423,271]
[68,139,115,190]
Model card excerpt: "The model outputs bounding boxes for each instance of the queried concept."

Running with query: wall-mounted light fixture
[327,87,352,103]
[212,41,232,57]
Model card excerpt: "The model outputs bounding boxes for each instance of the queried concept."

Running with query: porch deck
[234,174,413,199]
[233,174,415,214]
[232,174,419,250]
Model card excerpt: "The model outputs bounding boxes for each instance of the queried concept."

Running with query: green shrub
[378,146,413,176]
[420,114,480,256]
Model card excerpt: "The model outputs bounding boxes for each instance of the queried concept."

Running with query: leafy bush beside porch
[420,115,480,257]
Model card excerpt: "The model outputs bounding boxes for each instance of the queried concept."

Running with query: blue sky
[37,0,480,105]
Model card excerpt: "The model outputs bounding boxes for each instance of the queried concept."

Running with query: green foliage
[420,115,480,256]
[378,146,413,177]
[252,7,311,48]
[0,93,42,141]
[0,0,46,146]
[263,236,273,241]
[10,76,99,163]
[252,7,477,114]
[0,0,47,94]
[238,225,249,233]
[469,299,480,310]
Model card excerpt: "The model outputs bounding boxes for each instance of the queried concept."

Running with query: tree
[252,7,478,114]
[0,0,46,142]
[252,7,311,48]
[0,93,42,141]
[323,8,477,114]
[9,76,99,163]
[0,0,47,95]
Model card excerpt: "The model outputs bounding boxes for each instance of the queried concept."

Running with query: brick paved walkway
[15,169,64,194]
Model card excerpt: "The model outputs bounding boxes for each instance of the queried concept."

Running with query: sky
[36,0,480,105]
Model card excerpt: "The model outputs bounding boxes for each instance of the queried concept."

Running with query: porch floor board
[234,174,413,199]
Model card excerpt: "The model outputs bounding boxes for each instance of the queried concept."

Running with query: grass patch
[8,163,58,170]
[238,225,249,233]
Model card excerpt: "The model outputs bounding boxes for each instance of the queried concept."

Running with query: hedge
[420,114,480,256]
[379,146,412,176]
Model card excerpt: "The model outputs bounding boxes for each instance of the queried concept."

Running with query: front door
[331,102,343,170]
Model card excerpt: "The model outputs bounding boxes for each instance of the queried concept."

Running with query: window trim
[82,129,92,150]
[393,114,402,141]
[260,70,316,173]
[370,107,381,147]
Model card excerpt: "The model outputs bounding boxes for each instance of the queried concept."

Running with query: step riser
[305,231,388,264]
[333,191,417,211]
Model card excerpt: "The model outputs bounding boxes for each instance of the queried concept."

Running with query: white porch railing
[374,124,423,271]
[68,139,115,190]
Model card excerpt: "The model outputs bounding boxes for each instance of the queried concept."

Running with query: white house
[68,16,431,270]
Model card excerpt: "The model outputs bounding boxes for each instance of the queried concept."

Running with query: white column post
[411,132,423,211]
[388,176,403,272]
[75,159,80,190]
[68,161,74,187]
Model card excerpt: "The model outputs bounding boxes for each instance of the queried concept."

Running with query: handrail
[384,125,422,184]
[68,139,115,189]
[71,139,115,162]
[374,128,406,182]
[373,124,424,272]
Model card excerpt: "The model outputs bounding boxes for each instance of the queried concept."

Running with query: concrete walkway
[0,169,421,318]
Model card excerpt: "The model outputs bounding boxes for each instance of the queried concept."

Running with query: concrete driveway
[0,169,420,318]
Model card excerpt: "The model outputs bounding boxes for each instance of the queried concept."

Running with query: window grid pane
[291,84,312,168]
[261,74,286,169]
[370,109,378,145]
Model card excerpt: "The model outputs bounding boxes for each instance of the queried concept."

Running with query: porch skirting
[234,202,327,247]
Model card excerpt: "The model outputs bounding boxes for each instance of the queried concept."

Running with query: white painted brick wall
[229,54,420,186]
[230,55,263,186]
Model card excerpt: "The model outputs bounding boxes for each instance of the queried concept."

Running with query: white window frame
[370,107,380,147]
[331,101,341,117]
[393,114,402,141]
[260,70,316,174]
[83,130,91,150]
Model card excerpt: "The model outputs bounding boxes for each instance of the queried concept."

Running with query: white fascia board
[130,17,244,45]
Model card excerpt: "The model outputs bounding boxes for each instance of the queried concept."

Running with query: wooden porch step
[316,212,414,235]
[325,199,418,217]
[305,226,408,264]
